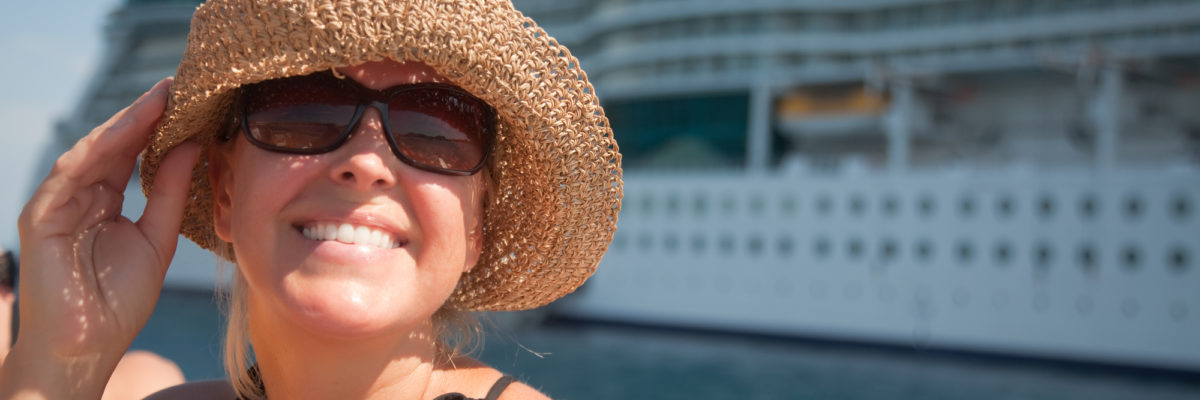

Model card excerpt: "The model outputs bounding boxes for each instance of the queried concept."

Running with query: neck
[246,296,442,400]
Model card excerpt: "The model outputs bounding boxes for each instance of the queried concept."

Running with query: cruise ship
[46,0,1200,373]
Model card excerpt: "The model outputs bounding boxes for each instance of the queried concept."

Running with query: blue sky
[0,0,120,251]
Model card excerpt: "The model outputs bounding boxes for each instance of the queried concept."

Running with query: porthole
[847,238,865,259]
[1168,246,1191,274]
[918,194,936,217]
[690,234,706,253]
[1037,194,1055,219]
[1121,245,1141,272]
[849,195,866,216]
[817,195,834,216]
[747,235,765,256]
[1171,193,1192,221]
[882,195,899,217]
[641,195,655,215]
[720,196,736,215]
[880,239,899,262]
[956,241,974,264]
[1033,242,1053,272]
[1078,194,1099,220]
[776,236,795,257]
[814,237,832,259]
[637,233,653,252]
[780,195,798,216]
[662,234,679,253]
[993,242,1012,266]
[1124,195,1143,220]
[693,194,708,216]
[718,235,735,254]
[749,196,766,216]
[959,196,976,217]
[665,193,681,216]
[996,196,1015,218]
[915,239,934,262]
[1078,244,1098,275]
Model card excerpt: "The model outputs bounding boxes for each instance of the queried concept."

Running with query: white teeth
[300,222,400,249]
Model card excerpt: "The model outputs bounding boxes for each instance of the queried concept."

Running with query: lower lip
[293,227,407,264]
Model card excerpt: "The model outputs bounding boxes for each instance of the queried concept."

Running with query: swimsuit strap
[242,364,515,400]
[484,375,515,400]
[430,375,516,400]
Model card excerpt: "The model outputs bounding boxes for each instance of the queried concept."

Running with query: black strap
[484,375,515,400]
[242,365,514,400]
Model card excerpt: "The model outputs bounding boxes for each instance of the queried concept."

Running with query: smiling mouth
[298,222,405,250]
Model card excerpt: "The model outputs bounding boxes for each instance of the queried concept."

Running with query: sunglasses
[231,70,496,175]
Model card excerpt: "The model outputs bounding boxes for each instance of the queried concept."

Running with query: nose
[329,107,398,191]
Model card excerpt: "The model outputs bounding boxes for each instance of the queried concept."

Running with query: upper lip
[293,211,409,244]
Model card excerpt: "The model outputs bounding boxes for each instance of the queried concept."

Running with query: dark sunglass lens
[387,88,491,171]
[244,74,357,151]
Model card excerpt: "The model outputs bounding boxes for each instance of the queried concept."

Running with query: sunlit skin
[208,60,497,398]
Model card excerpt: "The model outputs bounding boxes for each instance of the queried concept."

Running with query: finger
[23,79,172,227]
[136,141,203,268]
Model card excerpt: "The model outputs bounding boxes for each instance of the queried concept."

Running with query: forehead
[335,60,447,90]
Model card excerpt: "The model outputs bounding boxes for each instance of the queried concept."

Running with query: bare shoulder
[143,379,236,400]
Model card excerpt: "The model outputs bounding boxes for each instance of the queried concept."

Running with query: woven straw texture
[139,0,622,311]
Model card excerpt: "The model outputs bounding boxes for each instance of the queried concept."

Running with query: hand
[6,78,201,396]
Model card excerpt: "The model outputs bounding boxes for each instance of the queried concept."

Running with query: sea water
[131,290,1200,399]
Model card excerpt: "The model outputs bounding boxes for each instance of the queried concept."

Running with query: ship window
[916,193,936,216]
[959,196,976,217]
[1078,194,1099,220]
[666,193,681,216]
[1034,242,1053,273]
[1171,193,1191,221]
[849,195,866,216]
[1124,195,1143,220]
[777,235,795,257]
[604,93,749,169]
[779,195,798,216]
[847,238,865,260]
[690,234,707,253]
[638,232,653,253]
[750,195,766,216]
[1168,246,1190,274]
[880,239,899,262]
[915,239,934,262]
[693,194,708,216]
[817,195,834,216]
[1078,244,1098,276]
[881,195,899,217]
[1038,193,1056,219]
[747,235,765,257]
[662,234,679,253]
[814,237,832,259]
[718,234,735,254]
[996,196,1015,219]
[994,242,1013,266]
[641,195,654,216]
[957,241,974,264]
[1112,241,1137,269]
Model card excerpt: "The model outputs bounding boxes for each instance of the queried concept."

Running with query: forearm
[0,339,122,400]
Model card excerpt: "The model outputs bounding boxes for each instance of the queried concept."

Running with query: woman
[1,0,621,399]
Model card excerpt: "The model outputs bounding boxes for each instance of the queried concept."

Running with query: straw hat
[139,0,622,311]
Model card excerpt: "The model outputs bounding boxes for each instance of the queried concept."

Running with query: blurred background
[2,0,1199,398]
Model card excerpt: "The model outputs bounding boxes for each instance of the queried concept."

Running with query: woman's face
[211,60,485,339]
